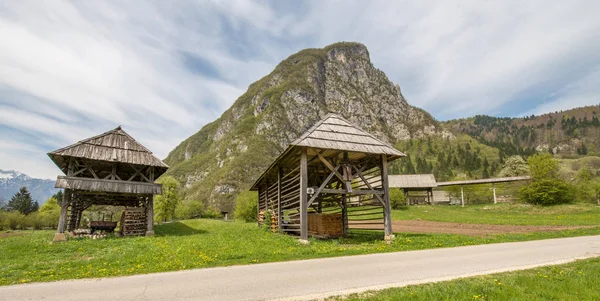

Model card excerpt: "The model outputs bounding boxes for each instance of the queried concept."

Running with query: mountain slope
[0,170,57,205]
[164,42,451,210]
[445,105,600,157]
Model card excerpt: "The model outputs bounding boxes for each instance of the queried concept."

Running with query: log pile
[308,213,343,238]
[120,207,147,236]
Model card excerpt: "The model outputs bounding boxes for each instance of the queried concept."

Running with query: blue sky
[1,0,600,179]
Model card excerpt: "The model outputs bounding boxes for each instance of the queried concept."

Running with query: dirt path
[0,232,24,238]
[352,220,594,236]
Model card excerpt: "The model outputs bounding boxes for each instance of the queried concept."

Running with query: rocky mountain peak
[164,42,452,209]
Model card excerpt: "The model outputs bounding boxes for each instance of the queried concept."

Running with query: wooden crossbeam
[308,165,340,207]
[72,167,88,177]
[82,159,98,179]
[317,153,344,182]
[128,164,151,182]
[353,166,385,206]
[321,188,384,195]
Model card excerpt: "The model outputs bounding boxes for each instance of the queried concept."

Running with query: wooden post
[405,189,409,206]
[146,195,155,236]
[342,194,348,236]
[53,189,71,242]
[299,147,309,243]
[381,155,394,242]
[461,185,465,207]
[277,167,283,233]
[257,186,261,227]
[492,183,497,204]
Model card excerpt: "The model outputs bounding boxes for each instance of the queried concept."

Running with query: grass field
[1,217,600,286]
[326,257,600,301]
[392,203,600,226]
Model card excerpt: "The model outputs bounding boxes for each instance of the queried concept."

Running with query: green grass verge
[392,203,600,226]
[1,219,600,286]
[326,257,600,301]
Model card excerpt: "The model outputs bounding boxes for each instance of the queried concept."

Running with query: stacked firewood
[120,207,147,236]
[308,213,343,238]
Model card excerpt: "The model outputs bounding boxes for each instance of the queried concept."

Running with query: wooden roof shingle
[251,114,406,190]
[48,126,169,176]
[388,174,438,189]
[291,114,405,157]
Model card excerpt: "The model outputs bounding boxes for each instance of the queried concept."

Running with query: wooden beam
[82,159,99,179]
[128,164,151,183]
[381,155,393,240]
[321,188,384,195]
[72,167,88,177]
[277,167,283,233]
[300,147,308,242]
[56,189,71,233]
[307,165,340,207]
[317,153,344,182]
[67,158,74,177]
[353,165,385,206]
[146,195,155,236]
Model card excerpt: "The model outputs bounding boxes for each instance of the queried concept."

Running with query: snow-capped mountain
[0,170,58,205]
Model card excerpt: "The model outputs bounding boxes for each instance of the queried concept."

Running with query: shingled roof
[291,114,405,157]
[48,126,169,176]
[388,174,438,189]
[251,114,406,190]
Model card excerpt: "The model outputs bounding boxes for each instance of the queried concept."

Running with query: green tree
[520,179,574,205]
[389,188,407,209]
[528,153,559,180]
[234,191,258,222]
[8,187,37,215]
[520,154,573,205]
[175,200,204,220]
[154,176,181,222]
[498,156,529,177]
[38,197,61,229]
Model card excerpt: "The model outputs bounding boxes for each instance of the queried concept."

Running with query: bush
[0,211,27,230]
[520,179,575,205]
[202,207,222,219]
[175,200,204,220]
[389,188,407,209]
[234,191,258,222]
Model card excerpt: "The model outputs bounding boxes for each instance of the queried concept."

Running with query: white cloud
[1,0,600,178]
[525,69,600,115]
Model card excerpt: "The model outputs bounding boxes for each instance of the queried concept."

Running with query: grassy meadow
[326,257,600,301]
[2,213,600,286]
[392,203,600,226]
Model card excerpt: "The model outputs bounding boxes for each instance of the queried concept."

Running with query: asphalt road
[2,235,599,301]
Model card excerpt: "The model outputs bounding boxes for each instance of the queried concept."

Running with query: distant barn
[250,114,405,242]
[48,126,168,241]
[388,174,437,205]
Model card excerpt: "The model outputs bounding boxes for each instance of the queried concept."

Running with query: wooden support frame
[277,167,283,232]
[146,195,155,236]
[299,147,308,242]
[381,155,393,241]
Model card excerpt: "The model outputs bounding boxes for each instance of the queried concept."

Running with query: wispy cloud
[1,1,599,178]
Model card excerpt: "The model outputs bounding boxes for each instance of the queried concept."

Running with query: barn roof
[291,114,405,157]
[251,114,405,190]
[388,174,437,189]
[48,126,169,176]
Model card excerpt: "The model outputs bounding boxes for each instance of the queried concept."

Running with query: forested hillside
[389,135,501,181]
[445,105,600,158]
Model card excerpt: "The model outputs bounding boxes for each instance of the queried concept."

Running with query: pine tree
[404,155,416,174]
[8,187,36,215]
